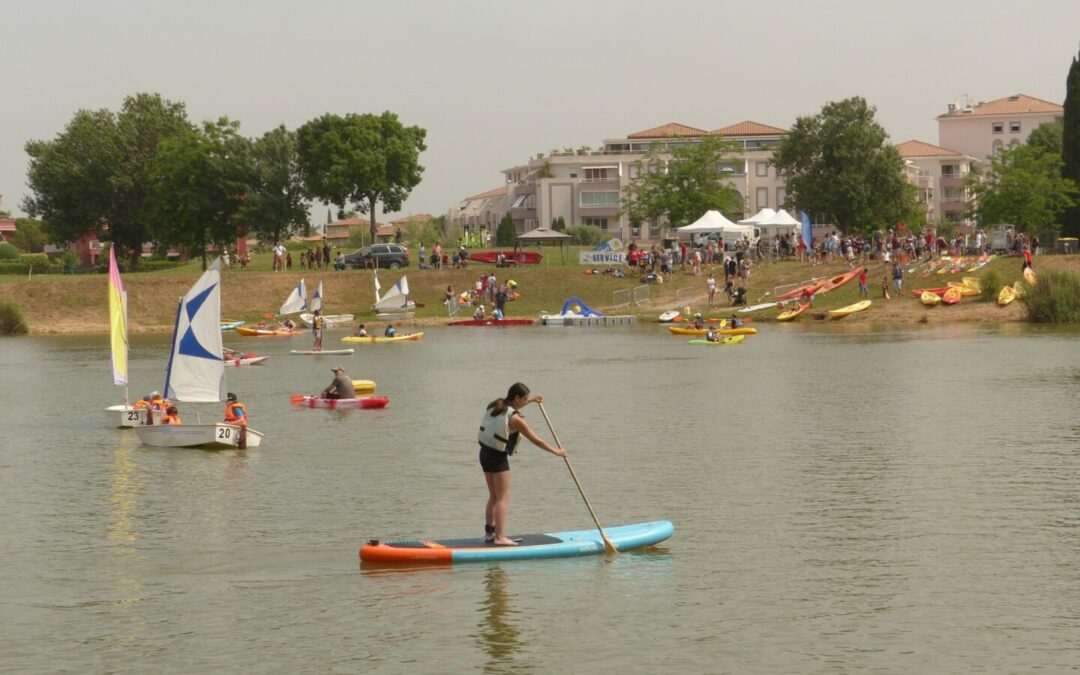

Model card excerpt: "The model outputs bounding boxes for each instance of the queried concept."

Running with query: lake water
[2,323,1079,673]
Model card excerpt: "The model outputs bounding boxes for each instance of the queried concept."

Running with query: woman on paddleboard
[478,383,567,546]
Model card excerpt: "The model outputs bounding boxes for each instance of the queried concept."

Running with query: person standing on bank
[477,383,567,546]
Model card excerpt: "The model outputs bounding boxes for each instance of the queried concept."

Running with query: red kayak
[292,396,389,410]
[467,250,543,266]
[447,318,535,327]
[817,266,863,293]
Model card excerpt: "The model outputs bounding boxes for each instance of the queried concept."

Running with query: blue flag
[799,211,813,249]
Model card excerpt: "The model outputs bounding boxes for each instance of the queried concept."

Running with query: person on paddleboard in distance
[321,367,354,400]
[478,383,567,546]
[223,393,247,426]
[312,309,324,351]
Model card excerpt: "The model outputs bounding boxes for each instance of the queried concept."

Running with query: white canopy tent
[755,209,801,239]
[738,208,776,226]
[676,210,757,247]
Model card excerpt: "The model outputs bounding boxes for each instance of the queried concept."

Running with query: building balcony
[939,175,965,188]
[941,200,966,212]
[579,177,620,186]
[510,206,536,218]
[512,182,536,197]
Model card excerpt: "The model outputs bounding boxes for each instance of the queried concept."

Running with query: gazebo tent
[738,208,776,226]
[515,227,572,264]
[755,209,801,239]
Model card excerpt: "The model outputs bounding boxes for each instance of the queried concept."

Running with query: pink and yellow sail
[108,247,128,387]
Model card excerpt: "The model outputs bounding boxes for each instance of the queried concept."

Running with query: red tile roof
[389,213,435,226]
[711,121,788,137]
[465,186,507,201]
[895,139,965,158]
[628,123,710,139]
[938,94,1062,118]
[0,218,15,232]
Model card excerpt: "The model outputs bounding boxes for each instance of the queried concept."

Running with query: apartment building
[896,140,977,231]
[937,93,1064,162]
[447,186,508,235]
[500,121,788,243]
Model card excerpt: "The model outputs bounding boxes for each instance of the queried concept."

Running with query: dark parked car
[343,244,410,269]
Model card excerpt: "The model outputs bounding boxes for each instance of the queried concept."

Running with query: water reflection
[475,565,524,674]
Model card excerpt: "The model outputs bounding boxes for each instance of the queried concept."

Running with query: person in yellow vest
[223,392,247,427]
[161,405,182,425]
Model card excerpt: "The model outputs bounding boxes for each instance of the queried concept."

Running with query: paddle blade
[289,394,305,405]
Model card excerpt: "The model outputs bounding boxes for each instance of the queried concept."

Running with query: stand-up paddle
[536,401,617,555]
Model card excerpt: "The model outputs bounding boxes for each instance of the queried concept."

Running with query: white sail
[164,259,226,403]
[311,280,323,313]
[279,278,307,315]
[373,270,381,303]
[373,276,415,311]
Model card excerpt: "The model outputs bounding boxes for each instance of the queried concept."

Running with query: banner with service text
[579,251,627,266]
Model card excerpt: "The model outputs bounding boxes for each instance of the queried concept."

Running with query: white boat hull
[223,356,270,366]
[105,405,162,428]
[300,313,355,327]
[134,423,264,449]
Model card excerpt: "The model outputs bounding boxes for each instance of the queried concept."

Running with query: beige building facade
[937,94,1064,162]
[896,140,977,230]
[501,121,789,243]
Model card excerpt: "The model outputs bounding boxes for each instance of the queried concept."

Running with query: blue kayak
[360,520,674,564]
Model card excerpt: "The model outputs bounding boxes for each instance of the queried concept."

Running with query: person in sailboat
[223,393,247,426]
[162,405,182,425]
[312,309,325,351]
[133,396,152,411]
[149,391,167,414]
[321,367,355,400]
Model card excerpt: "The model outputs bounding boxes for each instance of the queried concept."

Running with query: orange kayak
[817,266,864,293]
[941,286,963,305]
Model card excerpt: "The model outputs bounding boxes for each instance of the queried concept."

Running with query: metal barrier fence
[675,286,696,302]
[632,284,650,306]
[447,297,460,316]
[611,288,631,308]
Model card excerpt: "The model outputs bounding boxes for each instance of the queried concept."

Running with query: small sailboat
[300,280,354,327]
[134,259,264,449]
[373,271,416,317]
[104,247,160,428]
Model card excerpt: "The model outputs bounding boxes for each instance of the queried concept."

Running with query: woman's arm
[510,403,567,457]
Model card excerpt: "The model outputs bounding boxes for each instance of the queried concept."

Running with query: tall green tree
[1062,44,1080,236]
[22,93,193,266]
[241,126,310,245]
[13,218,48,252]
[151,119,254,270]
[495,213,516,246]
[771,97,916,234]
[1027,120,1064,157]
[965,142,1078,235]
[621,136,743,230]
[296,112,427,243]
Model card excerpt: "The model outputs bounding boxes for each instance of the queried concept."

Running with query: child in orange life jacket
[162,405,182,425]
[223,392,247,426]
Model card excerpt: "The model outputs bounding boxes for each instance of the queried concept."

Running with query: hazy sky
[3,0,1079,223]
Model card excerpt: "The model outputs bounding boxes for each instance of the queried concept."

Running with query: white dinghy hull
[134,423,263,449]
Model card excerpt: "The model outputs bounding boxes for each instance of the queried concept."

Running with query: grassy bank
[2,252,1078,334]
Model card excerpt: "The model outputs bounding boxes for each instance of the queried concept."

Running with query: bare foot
[493,537,518,546]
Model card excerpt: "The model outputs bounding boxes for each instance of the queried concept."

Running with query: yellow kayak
[342,332,424,344]
[776,302,810,322]
[998,285,1017,306]
[920,291,941,306]
[1023,267,1037,285]
[668,325,757,336]
[828,300,872,319]
[353,379,376,395]
[962,276,982,289]
[947,281,980,297]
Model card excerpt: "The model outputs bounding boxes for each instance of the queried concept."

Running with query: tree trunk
[368,196,378,244]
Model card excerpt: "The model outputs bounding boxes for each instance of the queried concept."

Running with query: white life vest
[478,407,520,454]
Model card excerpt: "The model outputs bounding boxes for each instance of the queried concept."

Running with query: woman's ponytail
[487,382,530,416]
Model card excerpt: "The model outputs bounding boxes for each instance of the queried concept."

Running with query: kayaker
[729,314,743,328]
[223,393,247,426]
[384,324,397,338]
[162,405,182,425]
[705,326,719,342]
[354,323,368,338]
[693,313,705,330]
[321,367,354,400]
[478,382,567,546]
[312,309,324,351]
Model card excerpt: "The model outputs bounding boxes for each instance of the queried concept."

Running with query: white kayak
[738,301,781,314]
[289,348,355,356]
[300,313,355,328]
[658,310,681,323]
[104,405,162,428]
[134,423,264,449]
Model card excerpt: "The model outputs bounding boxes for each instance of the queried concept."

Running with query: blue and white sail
[374,275,415,311]
[164,259,226,403]
[310,280,323,313]
[279,278,307,315]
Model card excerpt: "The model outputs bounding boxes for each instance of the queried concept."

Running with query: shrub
[566,225,602,246]
[0,242,20,260]
[979,269,1003,302]
[0,298,29,334]
[20,253,50,268]
[1020,268,1080,323]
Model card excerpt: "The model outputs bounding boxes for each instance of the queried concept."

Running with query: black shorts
[479,445,509,473]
